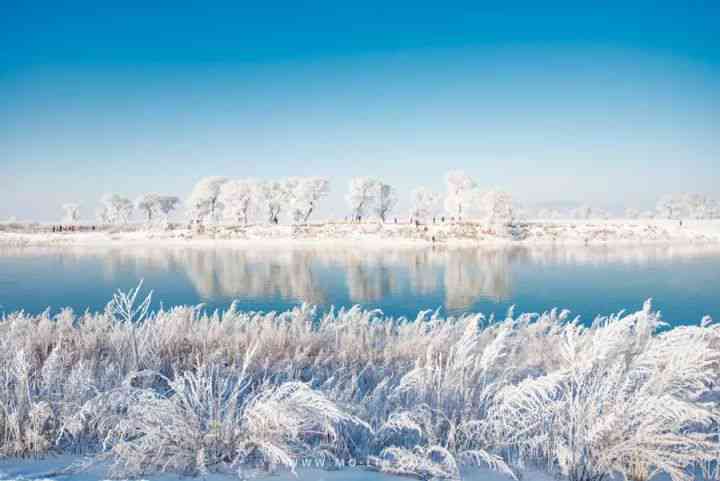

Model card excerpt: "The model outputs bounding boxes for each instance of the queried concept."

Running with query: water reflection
[2,243,720,317]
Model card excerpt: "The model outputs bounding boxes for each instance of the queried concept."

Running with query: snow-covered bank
[0,288,717,481]
[2,219,720,247]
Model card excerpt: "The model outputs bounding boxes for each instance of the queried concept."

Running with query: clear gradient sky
[2,2,719,221]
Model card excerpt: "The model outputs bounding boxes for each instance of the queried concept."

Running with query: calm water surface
[0,244,719,325]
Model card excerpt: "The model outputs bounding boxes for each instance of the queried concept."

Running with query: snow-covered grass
[0,284,718,481]
[1,219,720,247]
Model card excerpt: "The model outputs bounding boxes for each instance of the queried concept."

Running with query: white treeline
[61,172,719,226]
[410,187,441,221]
[655,193,720,220]
[61,203,80,223]
[97,194,134,225]
[345,177,399,222]
[534,194,720,221]
[134,194,181,224]
[0,288,718,481]
[192,177,331,226]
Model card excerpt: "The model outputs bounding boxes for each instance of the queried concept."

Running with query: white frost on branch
[410,187,440,221]
[287,177,330,224]
[187,177,229,224]
[480,190,515,224]
[258,179,292,224]
[135,194,180,225]
[61,203,81,223]
[218,179,257,225]
[346,177,378,221]
[375,182,397,222]
[444,170,476,219]
[100,194,134,225]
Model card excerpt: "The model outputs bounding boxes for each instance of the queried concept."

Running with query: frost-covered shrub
[105,365,362,477]
[493,301,720,481]
[0,285,718,481]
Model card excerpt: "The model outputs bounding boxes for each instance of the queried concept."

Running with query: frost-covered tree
[480,190,515,224]
[655,193,719,220]
[218,179,257,225]
[683,193,718,219]
[571,205,610,220]
[258,179,291,224]
[135,194,180,224]
[187,177,228,223]
[287,177,330,223]
[444,170,476,219]
[656,195,685,220]
[537,208,566,220]
[96,206,109,224]
[410,187,440,221]
[640,210,656,219]
[572,205,593,220]
[134,194,160,223]
[155,195,180,221]
[375,182,398,222]
[61,203,80,223]
[624,207,641,219]
[346,177,378,221]
[100,194,133,225]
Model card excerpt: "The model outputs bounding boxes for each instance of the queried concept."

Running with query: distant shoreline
[1,219,719,247]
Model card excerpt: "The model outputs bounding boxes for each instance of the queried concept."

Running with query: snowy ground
[1,219,719,247]
[0,456,547,481]
[0,457,698,481]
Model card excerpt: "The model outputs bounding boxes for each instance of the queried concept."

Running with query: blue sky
[2,2,719,221]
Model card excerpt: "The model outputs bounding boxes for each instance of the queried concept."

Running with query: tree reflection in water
[2,243,720,316]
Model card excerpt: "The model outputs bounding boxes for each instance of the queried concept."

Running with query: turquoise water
[1,244,718,325]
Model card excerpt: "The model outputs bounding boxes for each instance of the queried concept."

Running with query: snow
[0,456,549,481]
[0,457,700,481]
[1,219,719,248]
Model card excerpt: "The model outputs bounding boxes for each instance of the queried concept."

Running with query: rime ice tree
[444,170,476,220]
[155,195,180,221]
[683,193,718,219]
[572,205,593,220]
[96,206,109,224]
[656,195,685,220]
[135,194,180,224]
[187,177,229,224]
[375,182,398,222]
[624,207,640,219]
[258,180,291,224]
[135,194,160,223]
[101,194,134,225]
[61,203,80,223]
[287,177,330,223]
[537,208,565,220]
[410,187,440,221]
[346,177,378,221]
[481,190,515,224]
[570,205,610,220]
[218,179,257,225]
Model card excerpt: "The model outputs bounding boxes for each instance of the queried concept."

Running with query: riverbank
[1,219,719,247]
